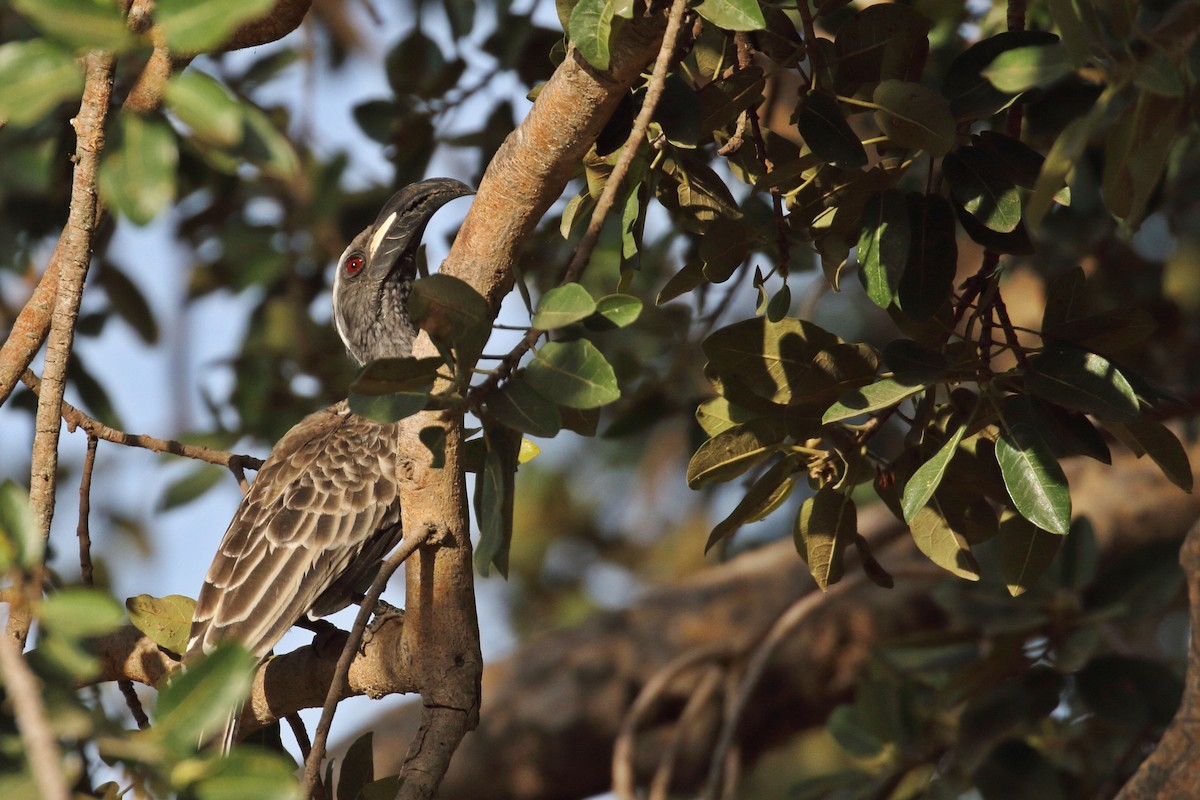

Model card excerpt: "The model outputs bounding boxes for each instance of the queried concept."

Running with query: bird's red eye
[345,255,365,275]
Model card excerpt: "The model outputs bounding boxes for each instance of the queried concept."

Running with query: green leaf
[240,104,300,180]
[687,419,783,488]
[872,80,956,157]
[908,501,981,580]
[525,340,620,409]
[337,732,375,800]
[152,643,255,753]
[156,0,277,54]
[1041,266,1087,332]
[569,0,618,70]
[587,294,643,329]
[693,0,766,31]
[489,375,563,438]
[794,486,856,589]
[832,4,931,89]
[532,284,597,329]
[943,146,1022,233]
[1035,402,1111,464]
[0,40,83,128]
[700,218,754,282]
[186,748,303,800]
[126,594,196,655]
[473,427,517,577]
[1025,345,1140,422]
[360,776,403,800]
[766,284,791,322]
[99,114,178,226]
[349,357,443,395]
[982,43,1072,93]
[823,377,925,424]
[695,397,759,437]
[1044,308,1157,356]
[998,511,1063,597]
[902,421,967,523]
[409,274,492,380]
[796,91,868,168]
[657,259,707,305]
[1105,419,1193,493]
[857,189,910,308]
[942,30,1059,120]
[897,193,957,320]
[99,263,159,344]
[39,588,125,639]
[995,396,1072,535]
[348,391,428,424]
[11,0,130,52]
[0,480,40,572]
[705,454,801,551]
[164,70,245,148]
[881,339,950,383]
[159,464,225,511]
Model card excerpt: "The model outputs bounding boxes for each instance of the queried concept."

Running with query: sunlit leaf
[687,419,784,488]
[942,30,1059,119]
[532,284,596,330]
[587,294,643,329]
[823,377,925,424]
[857,189,910,308]
[1026,345,1140,422]
[126,594,197,656]
[0,40,82,128]
[943,146,1022,233]
[99,114,178,226]
[0,480,41,572]
[995,396,1072,535]
[794,486,856,589]
[693,0,766,31]
[164,70,245,148]
[11,0,131,52]
[157,0,277,54]
[569,0,618,69]
[525,340,620,409]
[908,501,981,580]
[982,43,1073,93]
[902,421,967,523]
[39,588,125,639]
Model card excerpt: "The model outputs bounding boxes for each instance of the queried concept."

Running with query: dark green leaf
[1026,345,1140,421]
[99,114,178,226]
[157,0,277,54]
[897,193,957,320]
[164,70,245,147]
[419,426,447,469]
[766,284,791,322]
[705,453,802,551]
[337,732,375,800]
[349,357,443,395]
[995,396,1072,535]
[872,80,956,157]
[153,643,255,753]
[348,391,428,424]
[100,263,159,344]
[0,40,83,127]
[832,4,930,89]
[693,0,766,31]
[473,427,517,577]
[240,104,301,180]
[385,31,464,100]
[657,259,707,305]
[881,339,950,383]
[695,397,759,437]
[490,375,562,438]
[1105,419,1193,492]
[943,146,1022,233]
[1035,401,1111,464]
[998,510,1063,596]
[360,776,403,800]
[796,91,868,168]
[159,464,226,511]
[125,594,196,655]
[409,274,492,380]
[942,31,1059,119]
[822,377,925,423]
[187,747,302,800]
[1044,308,1157,356]
[700,218,754,282]
[11,0,130,52]
[857,189,910,307]
[697,67,765,141]
[902,420,967,523]
[1076,656,1183,729]
[1041,266,1087,332]
[983,43,1073,93]
[687,419,784,488]
[794,486,856,589]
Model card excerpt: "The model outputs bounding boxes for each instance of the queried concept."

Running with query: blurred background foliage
[2,0,1200,796]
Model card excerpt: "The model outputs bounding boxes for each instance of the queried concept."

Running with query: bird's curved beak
[364,178,474,281]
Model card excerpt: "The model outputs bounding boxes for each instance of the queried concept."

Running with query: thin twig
[301,525,434,798]
[795,0,824,90]
[648,666,723,800]
[467,0,691,407]
[0,632,70,800]
[613,643,732,800]
[117,679,151,730]
[14,52,116,648]
[286,712,314,763]
[21,370,263,472]
[76,435,98,586]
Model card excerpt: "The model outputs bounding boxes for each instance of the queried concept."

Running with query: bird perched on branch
[185,179,472,693]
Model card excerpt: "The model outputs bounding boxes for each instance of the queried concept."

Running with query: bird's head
[332,178,473,366]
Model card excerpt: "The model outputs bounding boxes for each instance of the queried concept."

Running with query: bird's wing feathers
[187,403,403,660]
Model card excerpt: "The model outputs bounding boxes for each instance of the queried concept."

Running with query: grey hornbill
[185,179,473,700]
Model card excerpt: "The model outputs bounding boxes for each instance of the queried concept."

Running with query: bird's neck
[343,280,418,366]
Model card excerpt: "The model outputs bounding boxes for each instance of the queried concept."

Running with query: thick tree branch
[13,53,117,648]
